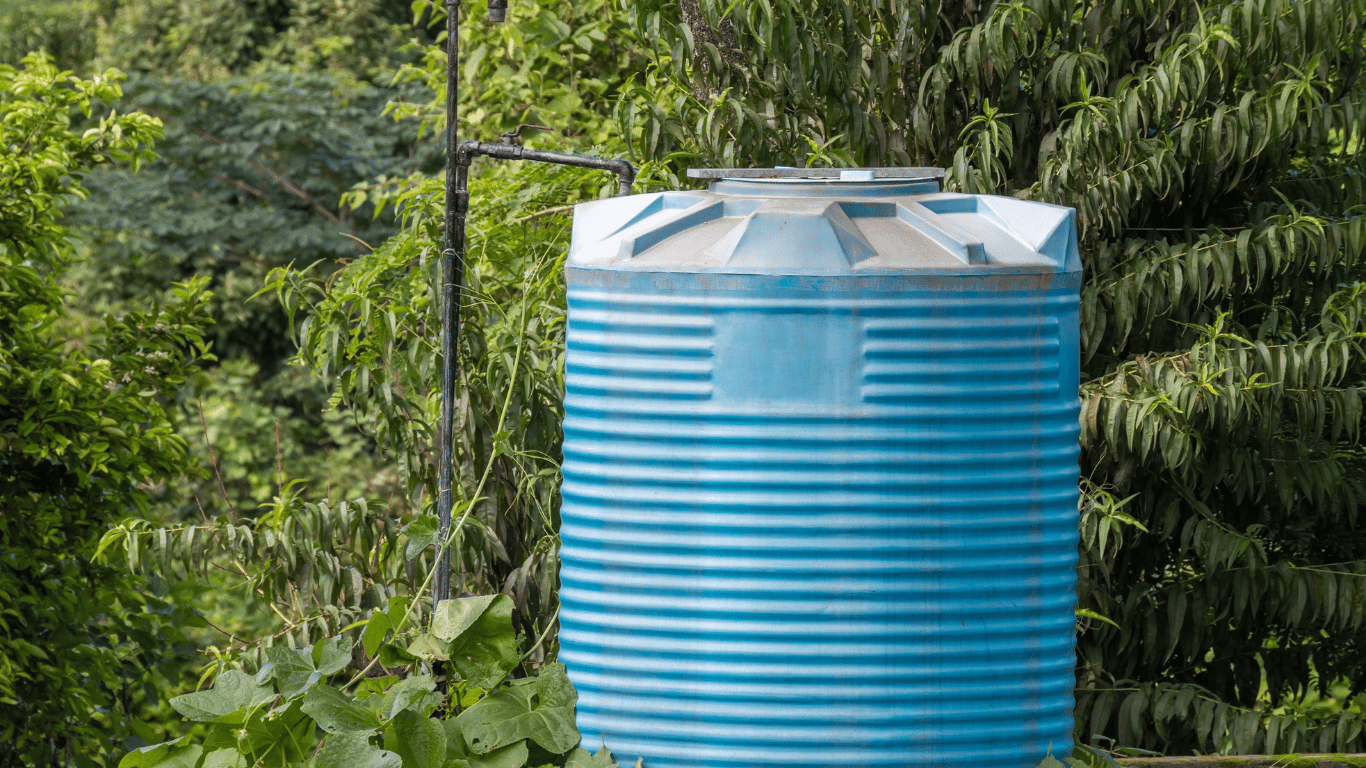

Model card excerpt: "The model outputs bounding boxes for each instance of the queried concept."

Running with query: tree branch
[678,0,744,101]
[137,106,345,226]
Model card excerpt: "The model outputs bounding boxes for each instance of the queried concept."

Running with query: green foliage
[1,0,446,532]
[431,596,519,688]
[91,0,425,83]
[76,0,1361,762]
[187,360,399,518]
[2,0,428,81]
[113,598,625,768]
[67,67,440,518]
[70,0,644,652]
[615,0,872,168]
[69,3,641,761]
[264,158,622,648]
[397,0,637,148]
[119,145,627,768]
[52,0,1366,760]
[100,494,403,651]
[53,11,446,732]
[0,52,213,765]
[0,1,99,72]
[456,662,578,755]
[9,0,649,764]
[72,71,428,319]
[625,0,1366,755]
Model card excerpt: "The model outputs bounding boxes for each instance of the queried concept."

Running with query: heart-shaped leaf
[302,685,382,734]
[313,634,353,675]
[439,595,518,688]
[442,719,531,768]
[565,745,619,768]
[196,750,246,768]
[385,709,447,768]
[263,635,351,698]
[432,595,499,643]
[117,737,201,768]
[401,515,439,561]
[314,732,402,768]
[373,674,438,720]
[405,632,449,661]
[456,662,578,755]
[169,671,275,722]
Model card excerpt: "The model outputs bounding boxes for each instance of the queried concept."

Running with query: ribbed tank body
[561,178,1082,768]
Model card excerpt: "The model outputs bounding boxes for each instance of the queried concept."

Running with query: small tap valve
[499,124,552,145]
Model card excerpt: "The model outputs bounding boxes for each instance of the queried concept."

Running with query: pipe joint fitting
[455,140,480,167]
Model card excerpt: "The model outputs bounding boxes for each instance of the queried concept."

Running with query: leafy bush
[396,0,638,148]
[116,599,624,768]
[109,151,618,665]
[90,0,424,83]
[0,52,214,766]
[66,68,440,519]
[72,1,649,762]
[63,0,1366,762]
[620,0,1366,755]
[0,0,98,71]
[101,153,630,766]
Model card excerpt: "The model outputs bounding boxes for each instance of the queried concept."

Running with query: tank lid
[688,167,945,181]
[569,188,1081,275]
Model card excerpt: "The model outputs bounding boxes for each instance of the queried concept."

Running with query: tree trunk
[678,0,743,100]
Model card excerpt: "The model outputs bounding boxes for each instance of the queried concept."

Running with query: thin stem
[198,397,241,524]
[508,203,575,225]
[344,252,542,690]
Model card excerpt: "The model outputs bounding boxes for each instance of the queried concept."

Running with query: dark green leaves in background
[6,0,1366,763]
[619,0,1366,755]
[120,601,605,768]
[0,52,213,767]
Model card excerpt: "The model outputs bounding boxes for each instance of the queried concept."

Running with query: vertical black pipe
[432,0,630,624]
[435,0,461,615]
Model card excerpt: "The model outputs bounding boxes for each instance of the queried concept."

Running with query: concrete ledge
[1119,755,1366,768]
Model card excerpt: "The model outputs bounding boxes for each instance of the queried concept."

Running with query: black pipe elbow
[455,139,480,167]
[609,158,636,197]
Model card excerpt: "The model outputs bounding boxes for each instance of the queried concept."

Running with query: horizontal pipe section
[458,140,636,196]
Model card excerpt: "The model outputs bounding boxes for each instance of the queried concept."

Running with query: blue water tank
[558,171,1081,768]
